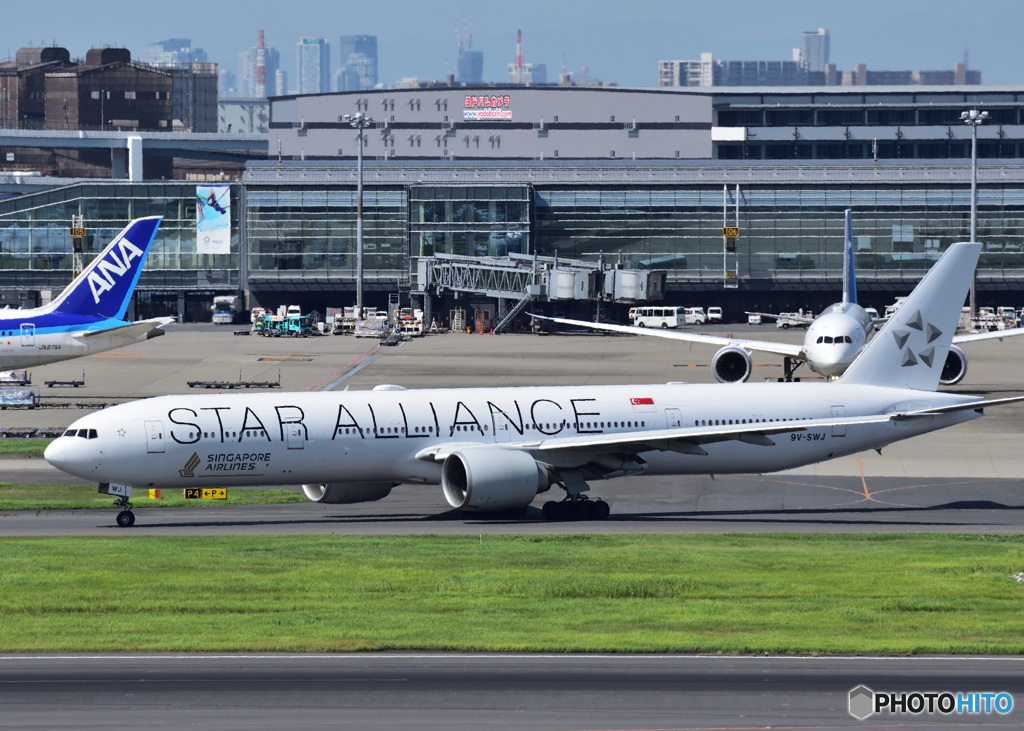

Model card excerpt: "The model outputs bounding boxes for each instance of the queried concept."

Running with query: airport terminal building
[3,85,1024,320]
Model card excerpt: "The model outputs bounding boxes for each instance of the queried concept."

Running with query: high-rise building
[275,68,287,97]
[297,38,330,94]
[238,35,280,98]
[145,39,207,65]
[336,35,377,91]
[800,28,829,73]
[458,50,484,84]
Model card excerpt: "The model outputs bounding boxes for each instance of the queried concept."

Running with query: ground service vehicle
[212,295,243,325]
[629,306,685,328]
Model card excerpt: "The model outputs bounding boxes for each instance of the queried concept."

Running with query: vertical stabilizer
[842,208,857,305]
[839,242,980,390]
[51,217,162,320]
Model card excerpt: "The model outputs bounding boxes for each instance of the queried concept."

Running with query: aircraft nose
[44,439,66,470]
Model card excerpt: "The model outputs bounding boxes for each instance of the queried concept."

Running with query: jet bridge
[411,253,665,333]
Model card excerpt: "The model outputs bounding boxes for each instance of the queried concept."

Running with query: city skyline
[3,0,1022,89]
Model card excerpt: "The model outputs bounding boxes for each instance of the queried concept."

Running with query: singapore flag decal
[630,397,656,413]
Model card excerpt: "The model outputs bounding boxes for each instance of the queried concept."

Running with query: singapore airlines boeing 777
[45,241,1023,527]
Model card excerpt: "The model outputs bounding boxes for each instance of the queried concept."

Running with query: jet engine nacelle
[939,345,968,386]
[302,482,396,504]
[712,346,753,383]
[441,448,551,512]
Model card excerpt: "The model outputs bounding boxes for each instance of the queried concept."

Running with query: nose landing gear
[113,496,135,527]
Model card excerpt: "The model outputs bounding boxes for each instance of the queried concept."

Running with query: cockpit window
[824,336,833,344]
[62,428,98,439]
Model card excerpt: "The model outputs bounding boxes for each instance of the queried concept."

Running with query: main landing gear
[542,495,610,521]
[541,470,611,521]
[114,496,136,527]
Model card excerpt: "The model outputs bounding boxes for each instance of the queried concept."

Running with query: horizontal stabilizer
[74,317,173,340]
[893,394,1024,419]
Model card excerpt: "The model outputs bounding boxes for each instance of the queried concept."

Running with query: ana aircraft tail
[842,208,857,306]
[50,217,162,320]
[840,242,980,390]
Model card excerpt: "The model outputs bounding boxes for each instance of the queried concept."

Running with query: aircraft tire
[542,501,560,520]
[593,500,610,519]
[116,510,135,528]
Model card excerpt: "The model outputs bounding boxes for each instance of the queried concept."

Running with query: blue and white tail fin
[50,217,162,320]
[840,242,980,391]
[842,208,857,306]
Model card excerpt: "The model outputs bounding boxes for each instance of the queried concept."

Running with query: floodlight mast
[343,112,374,314]
[961,108,988,318]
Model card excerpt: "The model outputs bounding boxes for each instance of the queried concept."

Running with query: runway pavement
[4,324,1024,535]
[2,653,1022,730]
[5,472,1024,535]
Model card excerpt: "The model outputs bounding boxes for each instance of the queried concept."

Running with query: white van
[706,306,723,323]
[629,306,684,328]
[683,307,707,325]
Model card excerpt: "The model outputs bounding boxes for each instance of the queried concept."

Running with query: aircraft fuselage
[46,382,980,490]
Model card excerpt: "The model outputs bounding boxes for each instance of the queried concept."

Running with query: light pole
[961,108,988,317]
[343,112,373,314]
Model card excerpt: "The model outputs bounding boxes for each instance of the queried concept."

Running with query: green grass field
[0,483,305,510]
[2,533,1023,654]
[0,439,51,455]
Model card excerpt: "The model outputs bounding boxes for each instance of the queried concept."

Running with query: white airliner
[45,241,1023,527]
[537,211,1024,385]
[0,217,172,369]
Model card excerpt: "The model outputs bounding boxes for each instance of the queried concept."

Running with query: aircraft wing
[415,413,892,463]
[416,395,1024,463]
[533,315,805,359]
[532,414,891,455]
[953,326,1024,344]
[73,317,174,340]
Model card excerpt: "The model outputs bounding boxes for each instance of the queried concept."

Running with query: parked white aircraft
[537,211,1024,385]
[45,242,1023,527]
[0,217,172,369]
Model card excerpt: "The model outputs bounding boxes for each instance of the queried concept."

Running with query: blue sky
[4,0,1022,88]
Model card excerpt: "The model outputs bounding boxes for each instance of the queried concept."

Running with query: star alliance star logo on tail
[179,452,201,478]
[892,308,943,368]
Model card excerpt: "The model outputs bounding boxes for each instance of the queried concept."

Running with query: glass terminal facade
[2,164,1024,318]
[534,185,1024,283]
[0,182,239,318]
